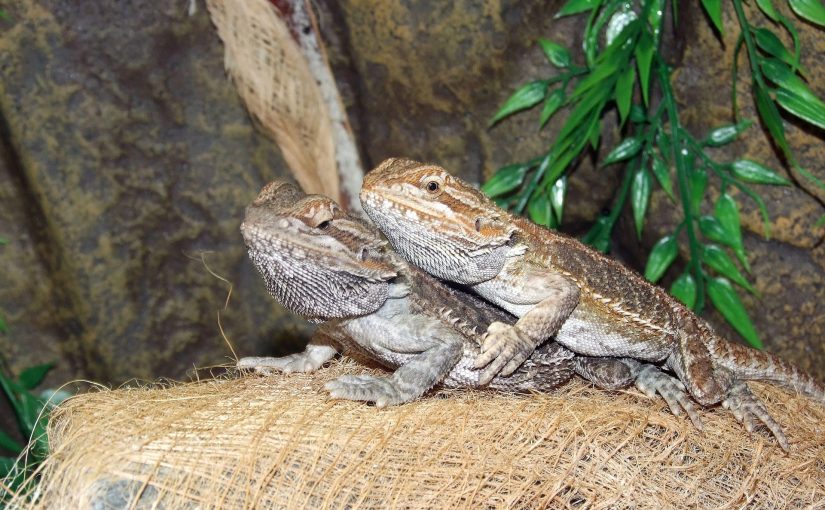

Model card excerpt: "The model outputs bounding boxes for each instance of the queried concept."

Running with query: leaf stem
[657,56,706,311]
[731,0,766,91]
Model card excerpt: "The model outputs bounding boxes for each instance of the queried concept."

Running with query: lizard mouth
[241,221,398,283]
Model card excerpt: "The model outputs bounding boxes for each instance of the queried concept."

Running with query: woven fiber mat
[7,359,825,509]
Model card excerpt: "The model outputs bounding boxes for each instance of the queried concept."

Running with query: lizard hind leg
[325,336,463,407]
[722,381,789,451]
[575,357,703,430]
[631,362,703,430]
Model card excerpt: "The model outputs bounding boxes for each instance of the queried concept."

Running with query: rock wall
[0,1,311,393]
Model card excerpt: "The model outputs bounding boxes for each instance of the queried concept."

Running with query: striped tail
[712,339,825,403]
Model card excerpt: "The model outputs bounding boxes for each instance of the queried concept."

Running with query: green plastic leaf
[538,39,571,68]
[775,88,825,130]
[707,277,763,348]
[670,272,697,309]
[689,167,707,212]
[631,168,652,238]
[603,136,642,165]
[0,429,22,453]
[702,245,756,293]
[699,215,735,247]
[571,59,621,101]
[635,30,654,105]
[816,214,825,228]
[715,194,749,271]
[703,120,752,147]
[482,164,529,197]
[561,79,611,137]
[582,216,612,253]
[755,85,790,159]
[0,316,7,334]
[650,154,675,200]
[761,59,816,102]
[539,88,565,128]
[701,0,724,35]
[756,0,779,21]
[40,388,72,409]
[615,65,635,124]
[629,104,647,123]
[754,28,796,68]
[528,191,554,228]
[587,116,601,149]
[556,0,600,17]
[549,176,567,224]
[0,236,8,245]
[789,0,825,27]
[19,363,53,390]
[644,235,678,283]
[730,159,790,185]
[0,369,46,437]
[490,80,548,126]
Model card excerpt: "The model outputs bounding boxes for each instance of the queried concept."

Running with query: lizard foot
[238,346,335,375]
[237,355,315,375]
[722,381,789,451]
[634,364,703,430]
[475,322,534,385]
[325,375,406,407]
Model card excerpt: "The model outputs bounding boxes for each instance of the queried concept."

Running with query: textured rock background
[0,0,822,430]
[0,2,311,401]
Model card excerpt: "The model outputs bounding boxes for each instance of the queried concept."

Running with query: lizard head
[241,181,400,321]
[360,158,518,285]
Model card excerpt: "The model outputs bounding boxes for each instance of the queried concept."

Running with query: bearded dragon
[238,180,695,414]
[360,158,825,449]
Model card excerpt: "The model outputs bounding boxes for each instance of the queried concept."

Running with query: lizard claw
[325,375,405,407]
[722,381,789,451]
[634,364,703,430]
[475,322,534,385]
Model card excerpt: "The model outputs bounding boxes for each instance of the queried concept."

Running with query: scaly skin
[239,181,694,413]
[360,158,825,450]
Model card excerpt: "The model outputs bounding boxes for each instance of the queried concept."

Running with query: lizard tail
[714,340,825,404]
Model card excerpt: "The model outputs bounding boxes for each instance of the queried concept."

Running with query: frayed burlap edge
[206,0,359,205]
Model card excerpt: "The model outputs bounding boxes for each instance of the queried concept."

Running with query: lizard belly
[555,305,671,361]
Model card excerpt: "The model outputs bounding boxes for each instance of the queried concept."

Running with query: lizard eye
[316,220,331,230]
[422,176,444,196]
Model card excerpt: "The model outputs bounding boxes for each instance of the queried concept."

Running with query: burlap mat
[5,359,824,509]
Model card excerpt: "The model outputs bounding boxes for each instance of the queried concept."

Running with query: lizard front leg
[237,327,340,374]
[667,318,790,449]
[474,273,580,385]
[325,331,463,407]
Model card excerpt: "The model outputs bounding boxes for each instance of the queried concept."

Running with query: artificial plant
[484,0,825,348]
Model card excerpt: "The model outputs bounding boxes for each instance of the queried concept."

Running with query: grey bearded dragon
[360,158,825,450]
[238,180,696,412]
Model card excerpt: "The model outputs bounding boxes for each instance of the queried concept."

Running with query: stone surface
[0,1,311,389]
